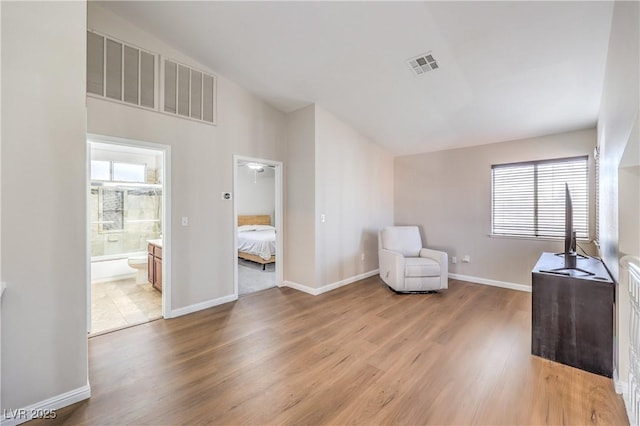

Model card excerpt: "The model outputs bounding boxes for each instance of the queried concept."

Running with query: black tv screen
[565,183,573,255]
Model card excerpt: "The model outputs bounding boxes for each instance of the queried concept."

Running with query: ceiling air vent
[407,53,439,76]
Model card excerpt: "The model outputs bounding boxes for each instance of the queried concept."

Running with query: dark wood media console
[531,252,614,377]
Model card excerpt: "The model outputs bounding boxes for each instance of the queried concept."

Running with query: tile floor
[91,277,162,334]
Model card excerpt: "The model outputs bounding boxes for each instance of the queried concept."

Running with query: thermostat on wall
[221,192,232,200]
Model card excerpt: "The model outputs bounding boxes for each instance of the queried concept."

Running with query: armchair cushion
[380,226,423,257]
[405,257,440,277]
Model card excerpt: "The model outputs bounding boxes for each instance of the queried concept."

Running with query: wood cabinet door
[154,257,162,292]
[148,254,154,284]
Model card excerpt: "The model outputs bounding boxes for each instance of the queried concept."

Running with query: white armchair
[378,226,448,292]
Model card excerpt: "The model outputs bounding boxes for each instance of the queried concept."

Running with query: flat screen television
[564,183,577,268]
[545,183,593,275]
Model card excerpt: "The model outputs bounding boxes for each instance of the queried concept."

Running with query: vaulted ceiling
[100,1,614,155]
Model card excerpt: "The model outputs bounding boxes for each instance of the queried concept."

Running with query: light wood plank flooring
[36,277,628,425]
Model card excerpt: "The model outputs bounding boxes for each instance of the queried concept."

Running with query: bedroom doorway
[233,155,283,296]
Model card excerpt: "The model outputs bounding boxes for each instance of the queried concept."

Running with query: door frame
[232,155,284,297]
[86,133,172,332]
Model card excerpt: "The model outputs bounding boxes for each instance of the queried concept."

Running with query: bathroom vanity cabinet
[148,242,162,292]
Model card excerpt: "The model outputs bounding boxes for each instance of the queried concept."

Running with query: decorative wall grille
[87,30,217,126]
[87,30,156,109]
[162,59,216,124]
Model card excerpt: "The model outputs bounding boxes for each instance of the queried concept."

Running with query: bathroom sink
[147,239,163,247]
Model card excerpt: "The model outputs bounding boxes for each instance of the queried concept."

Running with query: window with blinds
[491,156,589,239]
[87,31,156,109]
[162,59,216,124]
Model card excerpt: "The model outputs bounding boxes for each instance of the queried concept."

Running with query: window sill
[489,234,593,244]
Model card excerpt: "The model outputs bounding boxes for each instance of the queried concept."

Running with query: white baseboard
[449,273,531,293]
[283,280,318,295]
[613,369,632,423]
[1,383,91,426]
[614,368,628,394]
[284,269,379,296]
[170,294,237,318]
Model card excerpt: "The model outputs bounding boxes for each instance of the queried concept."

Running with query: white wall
[284,105,316,287]
[284,104,394,289]
[87,4,286,310]
[236,165,275,223]
[619,165,640,257]
[394,128,597,287]
[597,0,639,281]
[596,0,640,394]
[1,0,88,412]
[314,106,394,287]
[0,0,3,410]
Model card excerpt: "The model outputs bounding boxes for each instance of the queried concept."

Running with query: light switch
[181,216,188,226]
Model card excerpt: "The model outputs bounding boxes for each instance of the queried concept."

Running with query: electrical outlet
[181,216,189,226]
[320,214,326,223]
[452,256,457,264]
[463,255,471,263]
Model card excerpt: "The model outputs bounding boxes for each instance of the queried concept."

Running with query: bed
[237,215,276,270]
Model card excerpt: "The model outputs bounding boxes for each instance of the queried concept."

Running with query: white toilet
[128,255,148,284]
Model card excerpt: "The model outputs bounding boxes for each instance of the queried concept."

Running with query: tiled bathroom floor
[91,278,162,335]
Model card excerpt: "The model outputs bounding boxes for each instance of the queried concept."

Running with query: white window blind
[492,156,588,239]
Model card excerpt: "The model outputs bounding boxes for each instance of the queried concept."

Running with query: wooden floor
[39,277,628,425]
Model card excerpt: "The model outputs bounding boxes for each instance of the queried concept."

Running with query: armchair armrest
[419,248,448,264]
[379,248,406,288]
[419,248,449,290]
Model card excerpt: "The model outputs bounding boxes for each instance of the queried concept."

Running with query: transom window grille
[87,30,156,109]
[491,156,589,239]
[163,59,216,124]
[87,31,218,126]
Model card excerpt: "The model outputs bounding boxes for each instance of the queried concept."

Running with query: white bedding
[237,227,276,260]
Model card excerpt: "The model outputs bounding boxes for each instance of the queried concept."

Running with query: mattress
[237,227,276,260]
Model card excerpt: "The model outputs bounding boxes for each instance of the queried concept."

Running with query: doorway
[87,135,171,335]
[233,156,283,296]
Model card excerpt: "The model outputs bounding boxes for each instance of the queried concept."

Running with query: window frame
[91,160,147,184]
[490,155,590,241]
